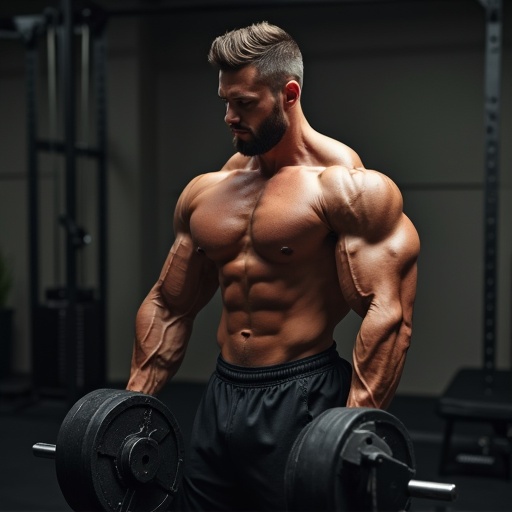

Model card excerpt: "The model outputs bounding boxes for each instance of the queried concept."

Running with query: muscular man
[127,21,420,511]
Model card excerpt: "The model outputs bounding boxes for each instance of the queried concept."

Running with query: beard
[232,103,288,156]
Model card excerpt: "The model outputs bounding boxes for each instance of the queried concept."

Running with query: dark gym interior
[1,0,512,511]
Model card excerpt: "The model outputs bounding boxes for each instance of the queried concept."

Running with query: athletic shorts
[173,343,352,511]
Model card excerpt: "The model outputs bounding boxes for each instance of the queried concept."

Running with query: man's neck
[254,116,316,176]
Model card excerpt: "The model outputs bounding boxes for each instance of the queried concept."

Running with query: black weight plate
[56,389,184,512]
[285,407,415,512]
[56,389,116,511]
[85,392,184,511]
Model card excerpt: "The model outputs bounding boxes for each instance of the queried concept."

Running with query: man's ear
[283,80,301,108]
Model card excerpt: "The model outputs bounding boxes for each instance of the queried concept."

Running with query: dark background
[0,1,511,510]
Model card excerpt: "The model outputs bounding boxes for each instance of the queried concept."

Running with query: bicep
[336,214,419,317]
[156,232,219,317]
[155,175,220,315]
[322,167,419,314]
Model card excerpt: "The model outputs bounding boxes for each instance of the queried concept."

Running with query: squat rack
[1,0,108,403]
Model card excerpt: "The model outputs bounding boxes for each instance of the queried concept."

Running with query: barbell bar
[34,390,457,511]
[407,479,457,501]
[33,442,57,458]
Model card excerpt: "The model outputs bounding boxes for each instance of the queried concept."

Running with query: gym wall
[0,0,510,396]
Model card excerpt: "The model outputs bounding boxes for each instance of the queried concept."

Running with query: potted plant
[0,249,13,380]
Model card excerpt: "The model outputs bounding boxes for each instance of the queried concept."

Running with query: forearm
[126,290,194,395]
[346,309,411,409]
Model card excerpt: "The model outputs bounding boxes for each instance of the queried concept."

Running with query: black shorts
[174,343,352,511]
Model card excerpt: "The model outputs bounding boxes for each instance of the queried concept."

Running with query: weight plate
[285,407,416,511]
[56,389,184,512]
[56,388,115,511]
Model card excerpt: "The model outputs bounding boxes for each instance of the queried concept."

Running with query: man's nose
[224,104,240,125]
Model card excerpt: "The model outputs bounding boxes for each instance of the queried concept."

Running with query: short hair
[208,21,304,92]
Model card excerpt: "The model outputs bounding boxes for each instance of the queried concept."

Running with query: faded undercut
[208,21,304,93]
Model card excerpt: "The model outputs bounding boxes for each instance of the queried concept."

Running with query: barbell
[285,407,457,511]
[33,389,457,511]
[33,389,184,512]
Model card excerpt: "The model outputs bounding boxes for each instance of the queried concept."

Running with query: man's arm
[323,167,420,409]
[127,179,219,395]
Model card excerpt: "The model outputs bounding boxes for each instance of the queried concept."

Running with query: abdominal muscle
[215,249,350,367]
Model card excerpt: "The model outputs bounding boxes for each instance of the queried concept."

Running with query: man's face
[233,101,287,156]
[218,66,288,156]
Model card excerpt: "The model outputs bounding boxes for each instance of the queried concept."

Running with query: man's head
[208,21,303,94]
[209,22,303,156]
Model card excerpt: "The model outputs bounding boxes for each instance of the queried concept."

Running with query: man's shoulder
[312,132,364,169]
[185,167,233,192]
[319,164,382,190]
[321,164,386,180]
[182,153,253,198]
[175,169,231,225]
[189,154,251,186]
[319,165,401,215]
[220,153,252,171]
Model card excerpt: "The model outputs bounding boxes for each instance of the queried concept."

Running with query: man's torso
[187,158,357,366]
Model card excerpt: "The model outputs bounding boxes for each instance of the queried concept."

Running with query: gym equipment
[285,407,457,511]
[437,368,512,479]
[35,390,456,512]
[33,389,184,512]
[437,0,512,480]
[13,2,109,403]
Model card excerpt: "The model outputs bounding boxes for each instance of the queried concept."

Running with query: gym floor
[0,382,510,512]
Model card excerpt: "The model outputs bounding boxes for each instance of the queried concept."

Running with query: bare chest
[189,171,330,262]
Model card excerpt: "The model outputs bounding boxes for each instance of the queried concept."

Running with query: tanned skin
[127,64,420,409]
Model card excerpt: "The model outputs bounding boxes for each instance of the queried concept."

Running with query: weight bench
[437,368,512,479]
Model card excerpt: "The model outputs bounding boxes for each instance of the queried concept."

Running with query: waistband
[215,343,341,385]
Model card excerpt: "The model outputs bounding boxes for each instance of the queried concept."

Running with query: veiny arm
[127,177,219,395]
[323,167,420,409]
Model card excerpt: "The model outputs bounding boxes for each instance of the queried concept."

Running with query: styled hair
[208,21,304,92]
